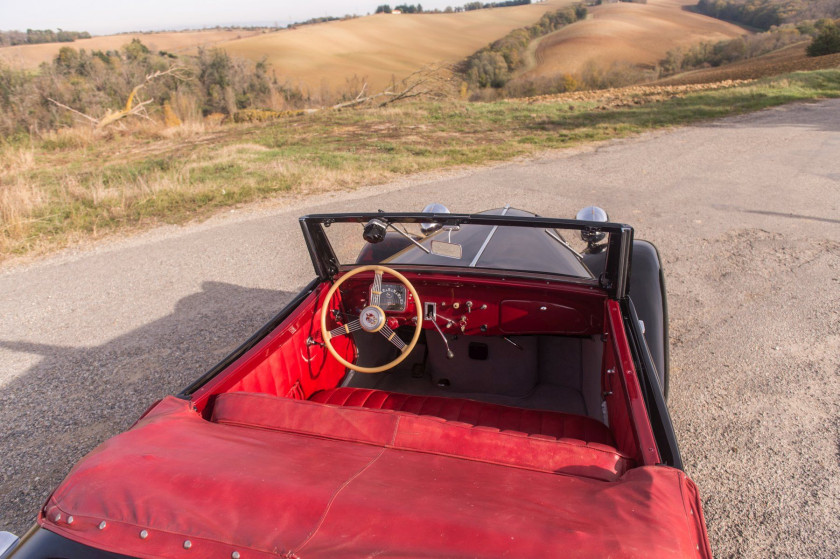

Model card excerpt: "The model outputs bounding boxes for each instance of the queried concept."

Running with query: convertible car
[1,205,711,558]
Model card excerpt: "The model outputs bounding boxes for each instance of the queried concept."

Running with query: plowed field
[218,0,575,92]
[656,42,840,85]
[520,0,745,78]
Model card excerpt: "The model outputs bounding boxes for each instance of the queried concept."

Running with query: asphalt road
[1,100,839,558]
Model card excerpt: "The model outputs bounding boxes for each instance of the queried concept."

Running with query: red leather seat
[309,387,615,447]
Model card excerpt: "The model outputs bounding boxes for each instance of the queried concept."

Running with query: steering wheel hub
[360,305,386,332]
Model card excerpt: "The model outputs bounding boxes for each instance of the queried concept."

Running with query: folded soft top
[41,396,710,558]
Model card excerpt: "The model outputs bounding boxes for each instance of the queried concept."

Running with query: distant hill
[0,29,264,69]
[695,0,840,29]
[517,0,745,79]
[217,0,576,92]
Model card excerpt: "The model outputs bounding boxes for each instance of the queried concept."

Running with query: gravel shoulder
[1,100,839,557]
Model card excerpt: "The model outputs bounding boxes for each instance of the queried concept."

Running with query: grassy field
[2,70,840,261]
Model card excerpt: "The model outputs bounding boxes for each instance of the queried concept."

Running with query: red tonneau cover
[40,397,710,558]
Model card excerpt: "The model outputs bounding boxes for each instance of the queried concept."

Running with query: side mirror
[575,206,609,248]
[420,203,451,235]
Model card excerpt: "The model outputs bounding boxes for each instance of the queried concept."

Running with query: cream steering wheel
[320,265,423,374]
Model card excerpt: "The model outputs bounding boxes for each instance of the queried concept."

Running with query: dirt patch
[513,79,754,108]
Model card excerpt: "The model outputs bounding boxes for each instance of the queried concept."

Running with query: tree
[375,5,392,13]
[467,51,510,88]
[807,19,840,56]
[123,38,150,61]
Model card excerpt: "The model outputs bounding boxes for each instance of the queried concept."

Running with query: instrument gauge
[375,283,407,312]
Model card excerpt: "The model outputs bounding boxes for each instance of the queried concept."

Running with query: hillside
[518,0,746,79]
[218,0,576,92]
[0,29,263,69]
[655,40,840,84]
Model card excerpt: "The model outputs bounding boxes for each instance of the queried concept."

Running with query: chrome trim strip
[469,204,510,267]
[0,531,19,558]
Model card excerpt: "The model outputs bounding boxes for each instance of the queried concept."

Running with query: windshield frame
[299,212,634,299]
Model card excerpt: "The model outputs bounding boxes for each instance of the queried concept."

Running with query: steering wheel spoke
[327,319,361,340]
[380,324,407,352]
[370,270,383,307]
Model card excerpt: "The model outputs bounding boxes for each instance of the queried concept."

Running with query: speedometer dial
[375,283,407,312]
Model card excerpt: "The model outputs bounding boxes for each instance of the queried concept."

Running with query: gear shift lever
[429,317,455,359]
[424,302,454,359]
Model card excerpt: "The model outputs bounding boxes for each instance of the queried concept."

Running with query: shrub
[461,4,586,90]
[468,52,510,88]
[807,20,840,55]
[660,25,805,75]
[0,40,316,136]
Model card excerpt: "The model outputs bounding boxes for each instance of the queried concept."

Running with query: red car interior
[191,283,356,404]
[191,272,651,467]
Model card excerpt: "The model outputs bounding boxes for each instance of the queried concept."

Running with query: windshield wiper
[387,222,430,254]
[545,229,583,259]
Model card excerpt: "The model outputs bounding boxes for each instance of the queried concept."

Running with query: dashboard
[340,273,606,337]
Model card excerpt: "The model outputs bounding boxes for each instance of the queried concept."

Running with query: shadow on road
[0,281,297,535]
[712,204,840,225]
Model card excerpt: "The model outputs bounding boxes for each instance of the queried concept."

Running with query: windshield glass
[321,209,597,280]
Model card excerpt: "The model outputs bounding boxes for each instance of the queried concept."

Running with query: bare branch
[328,63,455,111]
[45,98,99,125]
[47,65,189,130]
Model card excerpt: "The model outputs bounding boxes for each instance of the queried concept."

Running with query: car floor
[344,332,605,422]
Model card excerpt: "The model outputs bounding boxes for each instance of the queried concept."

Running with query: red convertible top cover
[41,397,710,558]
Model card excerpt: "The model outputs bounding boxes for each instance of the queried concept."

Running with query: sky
[0,0,464,35]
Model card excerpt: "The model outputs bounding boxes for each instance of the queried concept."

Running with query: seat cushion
[215,391,632,481]
[309,387,615,447]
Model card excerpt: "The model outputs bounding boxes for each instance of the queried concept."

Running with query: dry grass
[518,0,745,80]
[2,69,839,260]
[219,0,576,92]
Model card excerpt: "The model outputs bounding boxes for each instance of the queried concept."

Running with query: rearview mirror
[431,240,462,259]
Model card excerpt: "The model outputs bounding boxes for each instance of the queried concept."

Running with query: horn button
[360,305,386,333]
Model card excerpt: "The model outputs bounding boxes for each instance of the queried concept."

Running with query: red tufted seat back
[309,387,615,447]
